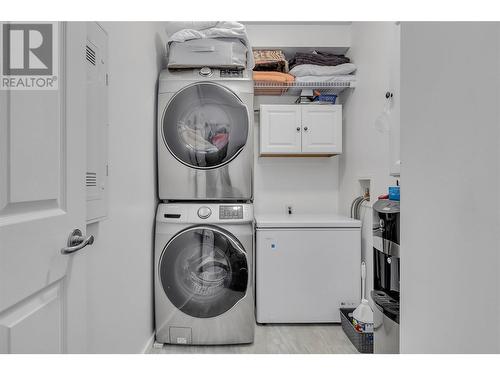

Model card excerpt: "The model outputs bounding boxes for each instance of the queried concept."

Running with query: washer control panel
[199,67,213,77]
[197,206,212,219]
[219,205,243,220]
[158,204,252,223]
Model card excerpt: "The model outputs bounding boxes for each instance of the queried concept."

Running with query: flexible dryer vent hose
[350,196,369,219]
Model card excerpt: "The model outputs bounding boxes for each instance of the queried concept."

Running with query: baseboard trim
[141,332,156,354]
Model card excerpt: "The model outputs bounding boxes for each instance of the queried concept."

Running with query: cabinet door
[260,105,302,154]
[301,105,342,154]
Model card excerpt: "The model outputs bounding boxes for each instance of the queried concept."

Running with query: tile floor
[148,324,359,354]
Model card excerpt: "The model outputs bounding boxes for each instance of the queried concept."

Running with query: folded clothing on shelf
[253,71,295,95]
[253,50,289,72]
[295,75,357,83]
[166,21,254,69]
[289,51,350,70]
[253,71,295,83]
[168,38,248,69]
[289,63,356,77]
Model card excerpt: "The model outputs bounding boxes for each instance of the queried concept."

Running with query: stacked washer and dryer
[155,67,255,345]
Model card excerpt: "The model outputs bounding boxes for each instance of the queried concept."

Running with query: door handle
[61,229,94,255]
[303,126,308,131]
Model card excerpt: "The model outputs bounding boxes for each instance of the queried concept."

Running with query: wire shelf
[254,78,356,96]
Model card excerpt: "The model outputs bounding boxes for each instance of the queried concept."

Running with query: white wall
[253,96,340,216]
[338,22,400,297]
[244,22,350,50]
[247,23,347,216]
[400,22,500,353]
[85,22,166,353]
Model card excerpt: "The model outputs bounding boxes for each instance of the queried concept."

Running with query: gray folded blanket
[289,51,351,70]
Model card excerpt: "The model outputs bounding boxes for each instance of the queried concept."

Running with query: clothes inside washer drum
[178,123,219,153]
[178,122,231,165]
[210,132,230,149]
[163,82,248,169]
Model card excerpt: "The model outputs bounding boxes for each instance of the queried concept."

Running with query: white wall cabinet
[260,105,302,154]
[260,104,342,156]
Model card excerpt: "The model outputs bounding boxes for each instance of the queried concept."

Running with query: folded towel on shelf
[167,21,254,69]
[289,51,350,70]
[295,74,356,83]
[289,63,356,77]
[253,71,295,83]
[253,71,295,95]
[253,50,289,72]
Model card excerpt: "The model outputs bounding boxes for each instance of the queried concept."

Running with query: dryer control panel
[219,205,243,220]
[220,69,243,78]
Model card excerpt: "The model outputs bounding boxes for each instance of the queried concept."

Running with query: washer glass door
[159,226,249,318]
[162,82,249,169]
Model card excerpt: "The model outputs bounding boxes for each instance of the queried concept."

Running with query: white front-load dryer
[157,68,254,201]
[155,202,255,345]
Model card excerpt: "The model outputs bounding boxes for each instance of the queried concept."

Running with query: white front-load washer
[157,68,254,201]
[155,202,255,345]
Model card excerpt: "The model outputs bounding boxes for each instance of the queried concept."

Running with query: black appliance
[371,199,400,354]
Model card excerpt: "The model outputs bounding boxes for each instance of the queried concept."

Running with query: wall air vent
[86,45,96,65]
[86,172,97,187]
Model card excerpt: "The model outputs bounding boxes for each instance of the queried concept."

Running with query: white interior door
[0,22,88,353]
[301,105,342,154]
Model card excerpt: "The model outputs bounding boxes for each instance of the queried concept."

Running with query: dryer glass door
[162,82,249,169]
[159,225,248,318]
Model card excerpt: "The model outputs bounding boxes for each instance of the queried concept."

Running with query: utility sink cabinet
[259,104,342,156]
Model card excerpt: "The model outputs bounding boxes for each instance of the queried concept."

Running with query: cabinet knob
[296,127,301,132]
[303,126,308,131]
